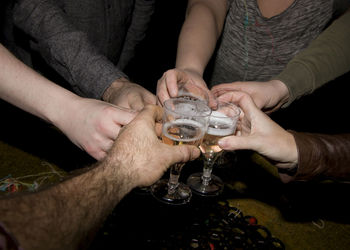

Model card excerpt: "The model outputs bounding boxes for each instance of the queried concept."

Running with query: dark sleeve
[13,0,127,99]
[289,131,350,181]
[273,11,350,107]
[0,223,23,250]
[117,0,155,70]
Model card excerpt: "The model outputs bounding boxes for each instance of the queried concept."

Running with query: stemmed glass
[187,100,240,196]
[151,98,211,205]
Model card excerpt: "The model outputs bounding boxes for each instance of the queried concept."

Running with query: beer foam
[207,111,236,136]
[171,99,211,116]
[163,119,205,142]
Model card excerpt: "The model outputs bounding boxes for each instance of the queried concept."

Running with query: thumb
[218,135,256,151]
[111,108,137,126]
[165,71,182,97]
[166,145,201,165]
[217,91,260,121]
[143,92,157,105]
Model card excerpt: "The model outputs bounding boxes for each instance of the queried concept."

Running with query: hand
[211,80,290,113]
[156,68,215,106]
[55,97,137,160]
[110,105,201,187]
[103,78,156,111]
[216,91,298,170]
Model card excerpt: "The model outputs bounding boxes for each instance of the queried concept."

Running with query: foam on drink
[162,119,206,146]
[200,111,237,156]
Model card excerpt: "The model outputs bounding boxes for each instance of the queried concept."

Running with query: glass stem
[167,163,184,194]
[202,158,214,186]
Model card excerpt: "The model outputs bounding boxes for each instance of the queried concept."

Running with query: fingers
[212,83,239,96]
[157,69,192,105]
[129,94,145,111]
[144,91,157,105]
[132,89,157,110]
[84,139,111,161]
[167,145,201,165]
[157,70,178,104]
[217,91,259,121]
[94,139,114,160]
[91,151,107,161]
[155,122,163,137]
[132,104,163,127]
[218,135,255,151]
[207,90,218,109]
[110,107,138,126]
[156,78,171,105]
[165,70,182,97]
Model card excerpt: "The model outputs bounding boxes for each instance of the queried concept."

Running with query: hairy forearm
[0,157,132,250]
[0,44,79,124]
[176,0,227,75]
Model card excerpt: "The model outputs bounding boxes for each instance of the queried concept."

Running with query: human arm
[117,0,155,70]
[284,131,350,183]
[0,105,201,250]
[216,91,298,179]
[274,10,350,108]
[156,0,227,105]
[0,43,137,160]
[217,91,350,183]
[212,80,289,113]
[212,10,350,111]
[102,77,156,111]
[12,0,127,100]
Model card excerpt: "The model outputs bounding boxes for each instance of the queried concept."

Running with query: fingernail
[218,139,226,147]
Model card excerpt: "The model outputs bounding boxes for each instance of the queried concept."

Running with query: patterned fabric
[209,0,333,86]
[4,0,155,99]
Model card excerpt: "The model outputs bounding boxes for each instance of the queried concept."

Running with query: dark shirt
[5,0,155,99]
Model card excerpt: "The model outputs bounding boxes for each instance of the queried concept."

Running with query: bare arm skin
[156,0,227,105]
[0,105,200,250]
[0,43,137,160]
[216,91,298,174]
[217,91,350,183]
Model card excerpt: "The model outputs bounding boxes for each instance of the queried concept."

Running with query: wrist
[269,79,290,107]
[102,152,135,193]
[49,94,83,133]
[45,89,81,129]
[276,131,299,182]
[102,77,129,103]
[175,65,204,77]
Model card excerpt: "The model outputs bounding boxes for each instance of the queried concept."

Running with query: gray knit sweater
[209,0,334,86]
[7,0,155,99]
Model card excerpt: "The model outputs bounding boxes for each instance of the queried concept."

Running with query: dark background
[1,1,350,249]
[124,0,188,93]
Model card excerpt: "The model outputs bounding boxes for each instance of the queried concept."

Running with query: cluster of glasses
[151,83,240,205]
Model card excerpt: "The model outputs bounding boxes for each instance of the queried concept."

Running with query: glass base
[150,179,192,205]
[187,172,224,197]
